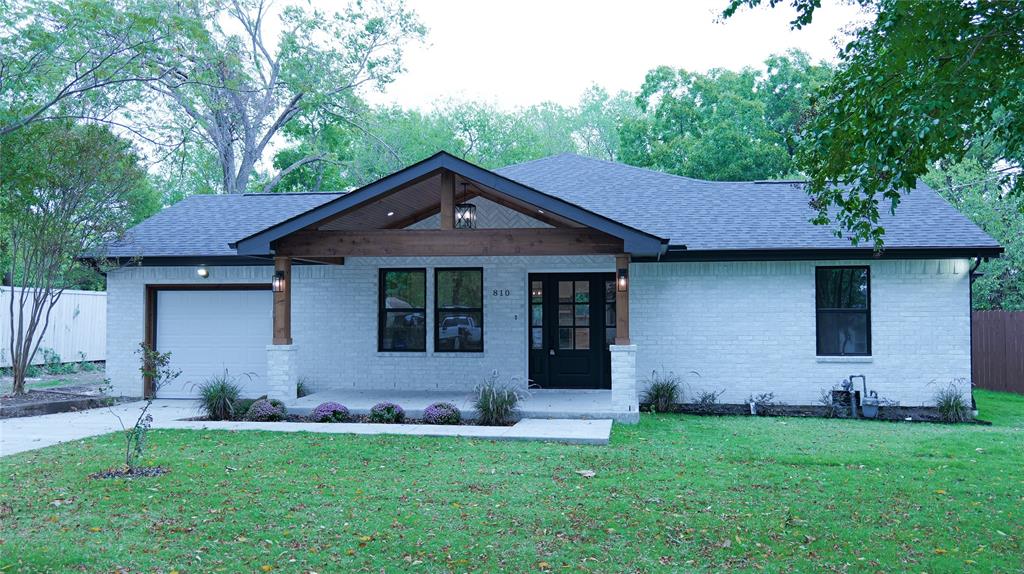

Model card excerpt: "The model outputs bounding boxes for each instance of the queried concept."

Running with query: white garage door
[156,289,272,398]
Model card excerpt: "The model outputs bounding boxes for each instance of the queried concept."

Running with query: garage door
[155,289,272,398]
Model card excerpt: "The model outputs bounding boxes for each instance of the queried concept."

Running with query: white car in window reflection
[438,315,481,350]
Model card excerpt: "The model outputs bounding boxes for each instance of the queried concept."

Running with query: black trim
[378,268,427,352]
[81,256,343,267]
[640,246,1005,262]
[231,151,668,256]
[815,266,872,357]
[434,267,484,353]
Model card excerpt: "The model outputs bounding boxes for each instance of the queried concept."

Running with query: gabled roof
[102,151,1001,264]
[496,153,1002,258]
[230,151,668,256]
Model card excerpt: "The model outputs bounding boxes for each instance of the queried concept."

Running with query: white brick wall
[106,257,972,408]
[105,256,614,397]
[631,258,972,407]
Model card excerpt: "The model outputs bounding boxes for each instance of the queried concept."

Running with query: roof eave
[636,245,1004,262]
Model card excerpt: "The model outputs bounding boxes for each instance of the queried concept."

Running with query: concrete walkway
[0,400,199,457]
[1,400,611,457]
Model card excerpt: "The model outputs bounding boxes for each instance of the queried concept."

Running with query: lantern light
[616,266,629,292]
[272,270,286,293]
[455,202,477,229]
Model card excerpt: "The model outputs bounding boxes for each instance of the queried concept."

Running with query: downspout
[968,256,987,415]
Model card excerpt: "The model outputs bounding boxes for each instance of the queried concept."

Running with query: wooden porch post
[273,256,292,345]
[614,254,630,345]
[440,171,455,230]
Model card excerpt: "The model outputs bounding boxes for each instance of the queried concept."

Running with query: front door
[528,273,615,389]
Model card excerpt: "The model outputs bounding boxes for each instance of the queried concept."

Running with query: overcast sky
[353,0,867,110]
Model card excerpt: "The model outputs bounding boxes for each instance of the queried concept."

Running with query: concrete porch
[288,388,638,423]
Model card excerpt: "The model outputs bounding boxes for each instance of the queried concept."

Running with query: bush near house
[422,402,461,425]
[368,402,405,424]
[243,399,285,422]
[310,402,350,423]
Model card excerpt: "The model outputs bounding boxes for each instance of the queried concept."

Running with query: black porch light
[272,270,287,293]
[616,266,629,292]
[455,202,477,229]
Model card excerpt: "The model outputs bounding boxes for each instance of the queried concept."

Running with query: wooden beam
[614,254,630,345]
[273,256,292,345]
[471,186,582,228]
[384,191,477,230]
[294,256,345,266]
[275,228,625,258]
[440,171,455,229]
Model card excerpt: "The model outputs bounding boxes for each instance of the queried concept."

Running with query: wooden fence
[0,287,106,368]
[972,310,1024,394]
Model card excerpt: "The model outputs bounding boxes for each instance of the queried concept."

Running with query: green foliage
[933,382,972,423]
[197,371,243,421]
[924,157,1024,310]
[1,390,1022,571]
[474,373,526,426]
[296,377,312,399]
[620,50,830,181]
[640,370,681,413]
[727,0,1024,247]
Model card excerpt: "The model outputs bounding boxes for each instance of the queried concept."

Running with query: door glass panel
[558,305,574,326]
[558,281,573,303]
[531,304,543,325]
[574,304,590,326]
[606,327,616,349]
[605,280,615,300]
[531,327,543,350]
[574,281,590,303]
[558,327,574,349]
[531,281,543,303]
[574,328,590,350]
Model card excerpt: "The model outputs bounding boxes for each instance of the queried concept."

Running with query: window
[815,266,871,356]
[379,269,426,352]
[435,268,483,352]
[557,280,590,350]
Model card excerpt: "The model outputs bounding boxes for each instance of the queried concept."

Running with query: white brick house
[98,152,1001,422]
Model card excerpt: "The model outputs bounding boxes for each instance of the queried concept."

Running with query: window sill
[376,351,427,357]
[431,352,485,358]
[816,356,873,363]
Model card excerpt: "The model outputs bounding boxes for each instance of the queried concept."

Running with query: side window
[815,266,871,356]
[379,269,426,352]
[435,268,483,352]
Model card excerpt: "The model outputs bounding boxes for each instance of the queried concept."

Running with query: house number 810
[492,289,511,297]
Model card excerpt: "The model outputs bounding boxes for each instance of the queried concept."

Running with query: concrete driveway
[0,400,198,457]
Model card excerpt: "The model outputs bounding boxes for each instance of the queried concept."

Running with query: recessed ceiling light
[387,211,394,217]
[538,209,545,214]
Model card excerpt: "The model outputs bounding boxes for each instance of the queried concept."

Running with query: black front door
[528,273,615,389]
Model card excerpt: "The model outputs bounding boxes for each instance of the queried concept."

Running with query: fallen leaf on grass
[576,470,596,478]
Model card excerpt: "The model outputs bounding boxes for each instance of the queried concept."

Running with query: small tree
[1,120,149,394]
[110,343,180,470]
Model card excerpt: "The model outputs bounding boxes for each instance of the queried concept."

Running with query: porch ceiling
[316,171,582,231]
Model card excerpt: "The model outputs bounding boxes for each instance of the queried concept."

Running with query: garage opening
[146,285,271,398]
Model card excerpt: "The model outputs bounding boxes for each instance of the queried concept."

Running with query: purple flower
[368,402,405,424]
[243,399,284,422]
[423,402,461,425]
[310,401,349,423]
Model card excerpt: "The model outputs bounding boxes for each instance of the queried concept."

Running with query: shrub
[934,381,971,423]
[296,377,311,398]
[310,401,349,423]
[244,399,285,422]
[368,402,405,424]
[641,370,681,413]
[197,370,243,421]
[747,392,779,416]
[692,389,725,414]
[423,402,461,425]
[474,373,527,426]
[232,398,257,420]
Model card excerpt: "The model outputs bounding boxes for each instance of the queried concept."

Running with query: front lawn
[1,390,1021,573]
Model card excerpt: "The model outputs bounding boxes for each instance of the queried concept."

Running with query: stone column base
[610,344,639,424]
[266,344,298,403]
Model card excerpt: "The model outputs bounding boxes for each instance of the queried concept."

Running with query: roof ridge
[241,191,345,196]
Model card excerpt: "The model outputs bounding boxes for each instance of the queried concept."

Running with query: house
[99,152,1002,422]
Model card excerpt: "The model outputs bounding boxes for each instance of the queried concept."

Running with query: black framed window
[815,266,871,356]
[379,269,426,352]
[435,268,483,352]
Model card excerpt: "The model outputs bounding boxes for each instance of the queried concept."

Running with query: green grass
[1,390,1021,573]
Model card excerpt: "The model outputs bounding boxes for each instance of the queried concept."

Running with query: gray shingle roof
[107,152,999,260]
[104,192,341,258]
[496,153,1000,252]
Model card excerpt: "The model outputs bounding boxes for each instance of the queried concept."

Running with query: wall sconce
[272,270,286,293]
[196,266,209,279]
[616,266,629,292]
[455,202,477,229]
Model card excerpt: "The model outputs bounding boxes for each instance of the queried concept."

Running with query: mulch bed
[88,466,170,480]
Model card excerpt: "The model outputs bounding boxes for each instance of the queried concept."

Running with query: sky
[348,0,868,111]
